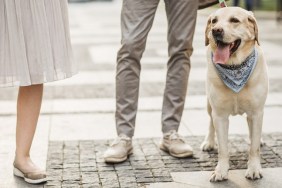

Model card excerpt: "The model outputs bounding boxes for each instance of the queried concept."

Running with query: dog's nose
[212,28,224,38]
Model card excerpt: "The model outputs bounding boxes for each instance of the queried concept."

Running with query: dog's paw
[201,140,216,151]
[245,166,263,180]
[210,164,229,182]
[210,169,228,182]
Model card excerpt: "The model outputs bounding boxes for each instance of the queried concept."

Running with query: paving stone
[198,161,215,167]
[81,178,100,184]
[81,172,99,177]
[61,180,81,187]
[136,177,155,183]
[116,170,135,176]
[81,166,98,172]
[118,177,136,182]
[151,170,170,177]
[114,165,133,171]
[48,175,63,181]
[80,161,97,166]
[48,164,63,170]
[63,163,80,168]
[163,159,181,164]
[169,167,186,172]
[82,184,100,188]
[62,174,81,181]
[146,155,162,160]
[45,180,62,186]
[100,179,120,188]
[98,166,115,171]
[46,135,282,187]
[153,177,173,182]
[119,184,138,188]
[181,162,200,168]
[183,167,203,172]
[114,161,131,166]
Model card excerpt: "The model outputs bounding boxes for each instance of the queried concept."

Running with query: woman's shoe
[13,164,47,184]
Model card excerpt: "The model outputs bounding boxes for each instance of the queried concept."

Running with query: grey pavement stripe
[1,79,282,100]
[0,93,282,116]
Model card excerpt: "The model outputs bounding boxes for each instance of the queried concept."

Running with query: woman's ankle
[14,153,31,165]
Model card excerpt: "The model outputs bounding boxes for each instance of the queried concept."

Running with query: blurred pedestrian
[234,0,253,11]
[104,0,200,163]
[0,0,77,184]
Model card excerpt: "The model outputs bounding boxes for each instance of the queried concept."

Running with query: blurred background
[69,0,282,19]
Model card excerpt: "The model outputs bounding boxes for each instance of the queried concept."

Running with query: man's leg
[162,0,198,133]
[116,0,160,138]
[105,0,159,163]
[160,0,198,158]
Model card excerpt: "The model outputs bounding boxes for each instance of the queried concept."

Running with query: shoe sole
[160,143,193,158]
[13,167,47,184]
[104,148,133,163]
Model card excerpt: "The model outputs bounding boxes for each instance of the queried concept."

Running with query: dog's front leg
[201,101,216,151]
[247,116,265,147]
[201,120,216,151]
[210,114,229,182]
[245,111,263,180]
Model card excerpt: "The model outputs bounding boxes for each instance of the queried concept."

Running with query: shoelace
[167,131,185,143]
[111,135,131,146]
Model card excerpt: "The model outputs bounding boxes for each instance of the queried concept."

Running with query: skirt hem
[0,71,78,88]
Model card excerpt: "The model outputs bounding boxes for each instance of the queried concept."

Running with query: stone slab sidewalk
[45,134,282,188]
[149,168,282,188]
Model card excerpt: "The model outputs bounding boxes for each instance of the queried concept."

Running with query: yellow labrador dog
[201,7,268,182]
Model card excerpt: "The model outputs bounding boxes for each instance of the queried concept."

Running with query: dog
[200,7,268,182]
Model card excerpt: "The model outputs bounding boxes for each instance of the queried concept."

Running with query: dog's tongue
[213,46,230,64]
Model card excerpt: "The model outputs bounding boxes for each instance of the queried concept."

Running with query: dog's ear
[248,11,260,45]
[205,16,212,46]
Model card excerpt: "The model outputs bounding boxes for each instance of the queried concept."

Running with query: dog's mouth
[213,39,241,64]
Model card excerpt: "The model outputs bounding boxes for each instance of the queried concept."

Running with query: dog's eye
[230,17,240,23]
[211,18,218,24]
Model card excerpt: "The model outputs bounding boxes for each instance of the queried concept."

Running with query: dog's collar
[211,48,258,93]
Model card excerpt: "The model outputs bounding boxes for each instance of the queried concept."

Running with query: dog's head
[205,7,259,65]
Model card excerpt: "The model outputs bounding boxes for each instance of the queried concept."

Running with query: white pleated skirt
[0,0,77,87]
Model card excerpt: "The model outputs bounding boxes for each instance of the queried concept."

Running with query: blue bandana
[212,48,258,93]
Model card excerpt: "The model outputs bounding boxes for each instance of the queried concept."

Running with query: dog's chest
[229,95,249,115]
[231,96,240,115]
[208,80,265,116]
[213,87,265,116]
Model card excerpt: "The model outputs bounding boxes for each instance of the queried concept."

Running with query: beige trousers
[116,0,198,137]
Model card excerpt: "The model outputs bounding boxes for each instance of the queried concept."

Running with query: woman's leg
[14,84,44,171]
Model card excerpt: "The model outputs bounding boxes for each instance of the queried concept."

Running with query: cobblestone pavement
[45,134,282,188]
